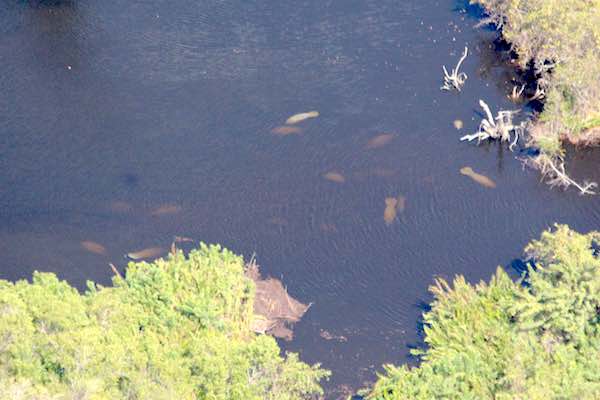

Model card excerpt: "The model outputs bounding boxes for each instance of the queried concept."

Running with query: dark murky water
[2,1,600,397]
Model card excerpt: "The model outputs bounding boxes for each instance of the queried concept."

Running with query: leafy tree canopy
[367,224,600,399]
[0,244,329,400]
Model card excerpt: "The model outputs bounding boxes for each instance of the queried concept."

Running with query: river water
[2,0,600,398]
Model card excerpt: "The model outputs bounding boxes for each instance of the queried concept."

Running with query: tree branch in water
[441,47,468,92]
[525,154,598,195]
[460,99,523,151]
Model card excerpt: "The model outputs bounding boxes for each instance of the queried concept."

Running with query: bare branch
[525,154,597,195]
[479,99,495,124]
[441,47,469,92]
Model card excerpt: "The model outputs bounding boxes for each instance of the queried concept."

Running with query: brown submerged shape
[271,125,302,136]
[126,247,165,260]
[81,240,107,255]
[323,171,346,183]
[151,204,182,216]
[247,262,309,341]
[460,166,496,188]
[384,197,398,225]
[366,133,395,149]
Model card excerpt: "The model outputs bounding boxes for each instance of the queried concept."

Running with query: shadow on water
[3,0,600,398]
[458,0,487,19]
[25,0,75,7]
[509,258,529,277]
[407,255,531,370]
[406,299,432,365]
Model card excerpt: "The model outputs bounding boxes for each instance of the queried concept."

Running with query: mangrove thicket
[0,244,329,399]
[367,224,600,399]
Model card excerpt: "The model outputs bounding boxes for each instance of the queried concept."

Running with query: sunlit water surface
[2,1,600,397]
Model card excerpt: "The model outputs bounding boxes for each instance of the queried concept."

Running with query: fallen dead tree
[460,99,523,150]
[524,122,598,195]
[246,260,310,340]
[525,154,597,195]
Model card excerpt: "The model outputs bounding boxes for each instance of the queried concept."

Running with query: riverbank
[472,0,600,193]
[365,224,600,398]
[4,226,600,399]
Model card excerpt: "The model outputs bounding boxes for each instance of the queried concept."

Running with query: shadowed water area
[2,0,600,397]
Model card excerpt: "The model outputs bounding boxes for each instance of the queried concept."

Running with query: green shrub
[366,225,600,399]
[0,244,329,400]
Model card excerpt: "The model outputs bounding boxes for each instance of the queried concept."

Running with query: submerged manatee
[384,197,398,225]
[81,241,107,255]
[285,111,319,124]
[460,167,496,188]
[271,125,302,135]
[366,133,395,149]
[126,247,164,260]
[151,204,182,216]
[323,171,346,183]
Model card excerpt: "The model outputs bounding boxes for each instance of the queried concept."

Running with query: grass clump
[365,224,600,399]
[0,244,329,400]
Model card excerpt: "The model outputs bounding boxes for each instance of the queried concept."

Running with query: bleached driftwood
[441,47,468,92]
[460,99,523,150]
[526,154,597,195]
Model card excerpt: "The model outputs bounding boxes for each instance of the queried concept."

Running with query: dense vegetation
[470,0,600,191]
[0,244,328,399]
[473,0,600,150]
[367,224,600,399]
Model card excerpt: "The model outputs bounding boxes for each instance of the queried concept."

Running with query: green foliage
[472,0,600,153]
[0,244,328,400]
[366,225,600,399]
